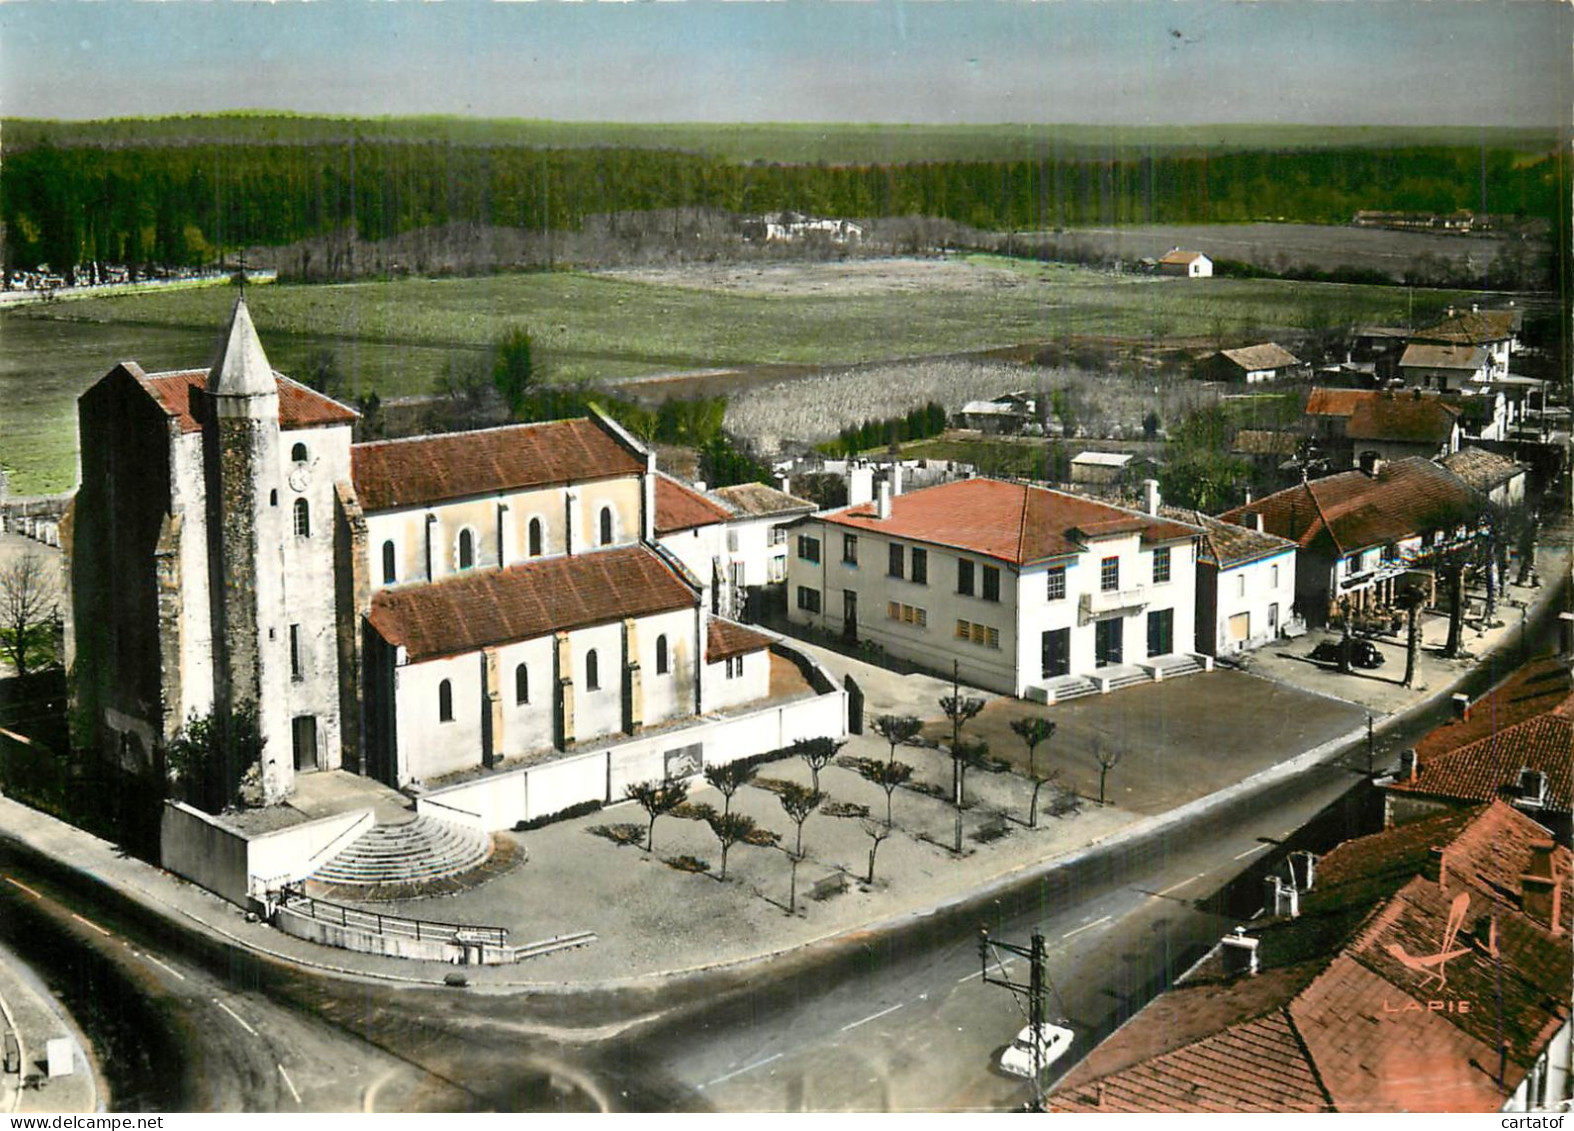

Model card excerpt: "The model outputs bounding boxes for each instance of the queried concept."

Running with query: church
[67,297,842,826]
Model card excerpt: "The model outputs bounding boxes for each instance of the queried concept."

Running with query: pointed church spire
[210,296,275,397]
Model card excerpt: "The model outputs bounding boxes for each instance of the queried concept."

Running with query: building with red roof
[787,477,1205,698]
[1049,802,1573,1113]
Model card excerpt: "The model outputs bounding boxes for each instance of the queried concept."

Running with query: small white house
[1157,249,1213,278]
[1162,507,1299,656]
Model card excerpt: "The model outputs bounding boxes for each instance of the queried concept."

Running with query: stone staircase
[1099,664,1151,693]
[1153,653,1208,680]
[311,815,491,887]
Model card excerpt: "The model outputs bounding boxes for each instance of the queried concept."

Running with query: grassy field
[1,257,1474,495]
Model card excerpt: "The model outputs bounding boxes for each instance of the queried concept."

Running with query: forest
[1,115,1564,276]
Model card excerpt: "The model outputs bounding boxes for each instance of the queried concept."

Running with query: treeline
[818,402,949,456]
[2,133,1561,272]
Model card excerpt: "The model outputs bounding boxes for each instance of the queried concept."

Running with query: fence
[277,884,507,948]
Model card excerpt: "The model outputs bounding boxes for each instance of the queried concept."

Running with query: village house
[1439,447,1529,510]
[1068,450,1132,487]
[1384,657,1573,845]
[1160,506,1299,656]
[1156,249,1213,278]
[1202,343,1305,385]
[1412,305,1521,383]
[709,481,817,619]
[1049,801,1572,1113]
[1398,342,1491,389]
[1303,386,1464,466]
[1217,455,1484,629]
[1347,324,1413,385]
[786,477,1206,700]
[68,298,844,841]
[956,391,1038,434]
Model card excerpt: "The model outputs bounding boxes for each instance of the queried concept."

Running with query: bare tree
[625,778,690,853]
[1011,716,1058,828]
[949,739,992,852]
[777,782,824,858]
[857,758,913,828]
[940,661,985,808]
[871,714,923,766]
[0,550,60,679]
[703,808,772,881]
[861,819,893,885]
[791,736,843,794]
[1094,743,1124,806]
[705,760,758,817]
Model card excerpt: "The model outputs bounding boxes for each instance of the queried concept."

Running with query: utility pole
[979,927,1050,1111]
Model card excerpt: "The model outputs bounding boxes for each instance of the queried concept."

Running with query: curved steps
[311,814,492,886]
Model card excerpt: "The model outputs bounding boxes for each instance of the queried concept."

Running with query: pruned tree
[940,661,986,808]
[1094,743,1124,806]
[861,818,893,885]
[791,736,843,794]
[0,550,60,679]
[1010,716,1057,782]
[949,738,992,852]
[777,781,824,857]
[625,778,690,854]
[704,760,758,816]
[1397,579,1429,690]
[705,809,760,881]
[871,714,923,766]
[857,758,913,828]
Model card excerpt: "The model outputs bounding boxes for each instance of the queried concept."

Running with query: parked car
[1309,638,1386,669]
[999,1022,1075,1078]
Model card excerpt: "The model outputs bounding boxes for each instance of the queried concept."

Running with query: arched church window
[458,529,475,570]
[586,649,600,692]
[291,442,309,463]
[528,517,543,557]
[515,663,529,705]
[438,679,454,722]
[293,498,311,537]
[382,541,396,584]
[599,506,614,546]
[656,635,669,675]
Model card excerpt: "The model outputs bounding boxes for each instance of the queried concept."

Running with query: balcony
[1079,587,1149,623]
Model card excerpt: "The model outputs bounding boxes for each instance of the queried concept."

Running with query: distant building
[1069,451,1132,487]
[1304,386,1463,466]
[1412,305,1521,382]
[957,391,1038,434]
[1399,343,1491,389]
[1204,343,1305,384]
[711,481,817,619]
[1156,249,1213,278]
[1439,447,1528,509]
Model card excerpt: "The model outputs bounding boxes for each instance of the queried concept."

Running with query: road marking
[1233,843,1272,860]
[278,1064,302,1105]
[144,953,187,981]
[1155,873,1205,899]
[1061,915,1112,941]
[72,913,111,937]
[840,1003,904,1032]
[214,998,259,1037]
[4,876,43,899]
[700,1053,783,1089]
[959,958,1013,984]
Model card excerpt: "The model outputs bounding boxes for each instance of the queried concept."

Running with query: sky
[1,0,1569,128]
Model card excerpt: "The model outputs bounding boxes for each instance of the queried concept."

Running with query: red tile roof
[1413,658,1573,762]
[1344,392,1460,444]
[1160,506,1297,569]
[1415,309,1519,346]
[1158,249,1207,265]
[1219,457,1481,557]
[1050,803,1572,1113]
[654,474,730,535]
[706,618,774,663]
[352,418,645,512]
[136,368,359,433]
[367,546,696,661]
[819,478,1199,566]
[1305,387,1368,417]
[1392,713,1573,815]
[1440,447,1525,492]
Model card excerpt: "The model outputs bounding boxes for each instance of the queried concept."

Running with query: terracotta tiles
[1345,394,1461,444]
[821,478,1198,566]
[706,618,774,663]
[138,369,359,433]
[1413,658,1573,761]
[654,473,730,535]
[352,418,644,511]
[1160,506,1297,569]
[367,545,696,661]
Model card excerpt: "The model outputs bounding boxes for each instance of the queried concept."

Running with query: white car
[999,1022,1075,1078]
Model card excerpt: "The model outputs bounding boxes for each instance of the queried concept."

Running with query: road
[0,852,473,1113]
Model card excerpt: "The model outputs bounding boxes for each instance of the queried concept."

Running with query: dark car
[1310,638,1385,669]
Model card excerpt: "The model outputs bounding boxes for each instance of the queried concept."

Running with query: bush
[665,855,711,873]
[514,797,603,832]
[589,822,647,846]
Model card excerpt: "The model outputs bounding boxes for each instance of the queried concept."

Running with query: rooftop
[818,477,1199,566]
[367,545,696,661]
[351,418,645,512]
[1415,308,1520,346]
[1415,657,1574,762]
[1219,343,1302,372]
[1158,249,1207,265]
[1439,447,1526,492]
[711,482,816,518]
[1344,390,1461,444]
[1070,451,1132,468]
[1159,506,1297,569]
[654,473,730,535]
[1400,343,1491,371]
[1219,456,1481,557]
[706,617,775,663]
[1231,429,1301,457]
[133,366,359,433]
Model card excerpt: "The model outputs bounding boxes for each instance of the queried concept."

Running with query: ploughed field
[0,254,1475,494]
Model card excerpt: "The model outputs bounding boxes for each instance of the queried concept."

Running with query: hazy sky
[2,0,1569,128]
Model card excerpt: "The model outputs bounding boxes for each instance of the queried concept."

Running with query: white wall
[1213,550,1297,653]
[169,432,216,733]
[398,652,485,781]
[703,648,770,713]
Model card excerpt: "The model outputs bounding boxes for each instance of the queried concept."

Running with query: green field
[0,258,1472,495]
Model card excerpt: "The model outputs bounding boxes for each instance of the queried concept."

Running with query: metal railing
[277,885,507,948]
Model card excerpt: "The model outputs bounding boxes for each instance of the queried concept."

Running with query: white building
[787,477,1206,699]
[1157,249,1213,278]
[1162,507,1299,656]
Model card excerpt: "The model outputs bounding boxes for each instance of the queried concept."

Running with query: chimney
[693,480,708,493]
[1250,512,1265,534]
[1264,876,1300,918]
[1243,485,1254,506]
[1398,748,1419,782]
[1220,928,1260,976]
[1358,450,1384,478]
[891,463,904,497]
[1520,860,1562,932]
[1142,478,1160,516]
[875,481,892,520]
[1425,845,1449,887]
[775,474,791,496]
[1471,303,1479,314]
[847,465,874,507]
[1452,692,1471,721]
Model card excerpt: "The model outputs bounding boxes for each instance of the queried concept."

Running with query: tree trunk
[1403,603,1421,689]
[1444,567,1465,658]
[647,816,658,853]
[788,855,799,916]
[866,840,881,884]
[1029,779,1044,828]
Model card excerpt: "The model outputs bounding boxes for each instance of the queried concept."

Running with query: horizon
[3,1,1569,130]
